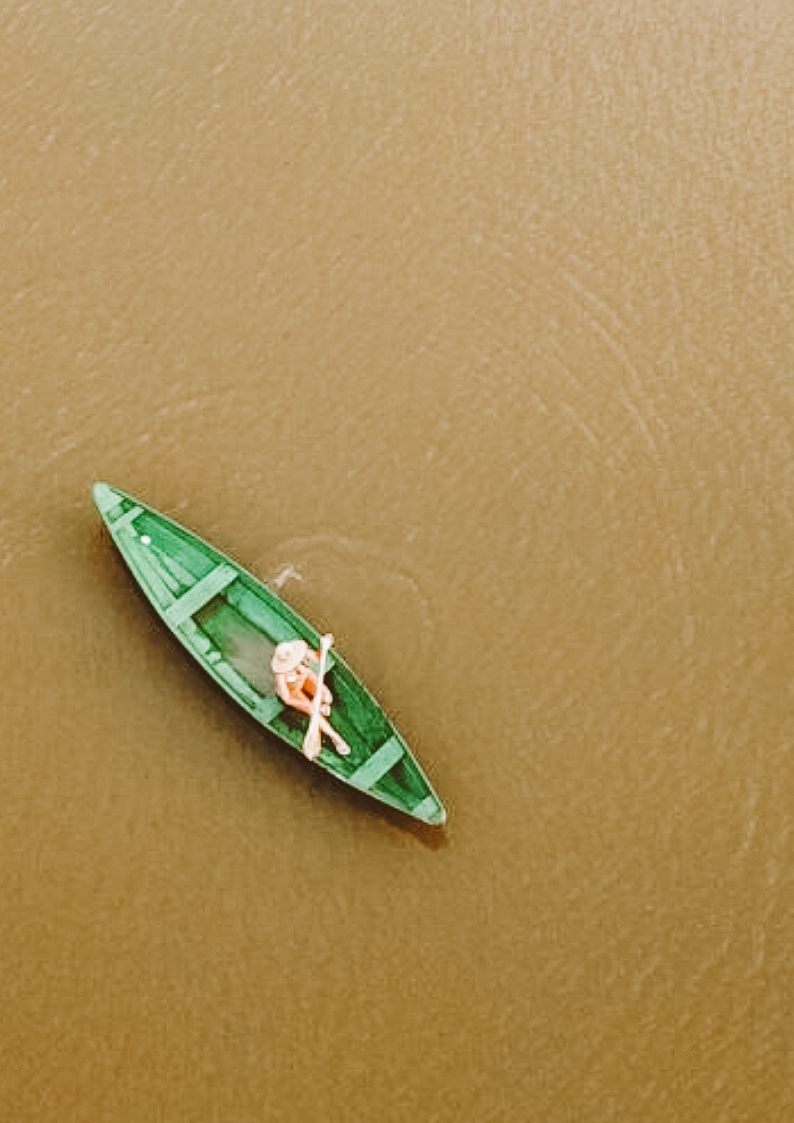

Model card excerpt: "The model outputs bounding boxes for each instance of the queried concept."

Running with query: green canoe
[93,483,446,826]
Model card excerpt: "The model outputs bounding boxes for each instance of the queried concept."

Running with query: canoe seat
[164,564,238,627]
[348,735,403,791]
[111,505,144,532]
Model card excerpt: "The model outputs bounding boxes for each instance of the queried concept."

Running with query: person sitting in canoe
[271,637,351,760]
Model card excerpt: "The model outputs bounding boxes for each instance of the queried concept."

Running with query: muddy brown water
[2,3,793,1120]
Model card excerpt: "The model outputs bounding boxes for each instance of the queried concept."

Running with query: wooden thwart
[164,563,238,627]
[111,505,144,533]
[348,735,403,791]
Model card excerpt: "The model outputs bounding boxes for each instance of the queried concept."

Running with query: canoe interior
[94,483,445,825]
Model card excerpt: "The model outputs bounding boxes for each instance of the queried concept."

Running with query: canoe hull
[93,483,446,826]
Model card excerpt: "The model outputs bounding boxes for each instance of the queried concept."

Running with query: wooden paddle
[302,633,334,761]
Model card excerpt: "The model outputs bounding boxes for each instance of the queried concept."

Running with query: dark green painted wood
[93,482,446,826]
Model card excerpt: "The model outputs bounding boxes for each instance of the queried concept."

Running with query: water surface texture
[2,3,793,1120]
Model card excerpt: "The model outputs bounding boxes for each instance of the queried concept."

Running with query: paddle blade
[303,724,322,760]
[301,634,333,761]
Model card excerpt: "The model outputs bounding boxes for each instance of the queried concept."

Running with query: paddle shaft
[303,634,333,758]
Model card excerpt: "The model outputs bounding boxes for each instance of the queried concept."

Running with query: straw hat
[271,639,308,674]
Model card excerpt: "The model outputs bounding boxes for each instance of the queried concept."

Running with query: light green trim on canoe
[252,695,284,723]
[164,564,238,627]
[111,505,144,533]
[93,481,123,515]
[179,619,214,656]
[348,734,403,791]
[410,795,445,825]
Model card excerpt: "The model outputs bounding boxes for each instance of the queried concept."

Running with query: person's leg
[317,714,351,756]
[284,692,350,756]
[303,676,333,710]
[284,693,313,717]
